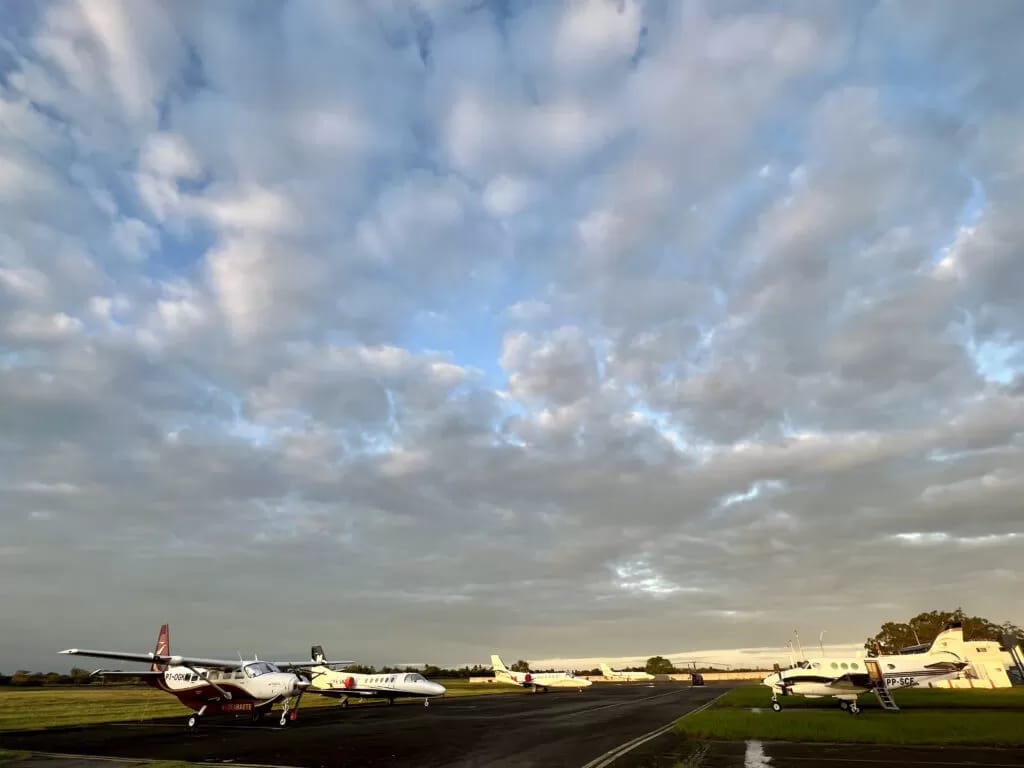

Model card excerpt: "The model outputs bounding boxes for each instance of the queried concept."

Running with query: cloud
[2,0,1024,673]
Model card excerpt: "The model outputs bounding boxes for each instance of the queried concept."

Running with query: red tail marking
[151,624,170,671]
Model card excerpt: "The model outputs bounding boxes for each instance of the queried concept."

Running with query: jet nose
[428,682,446,696]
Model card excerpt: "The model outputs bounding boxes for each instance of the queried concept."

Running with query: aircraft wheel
[848,703,861,715]
[770,701,782,712]
[424,699,430,708]
[186,714,199,729]
[839,700,850,711]
[279,712,289,727]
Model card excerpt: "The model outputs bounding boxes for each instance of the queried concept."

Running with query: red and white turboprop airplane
[60,624,352,729]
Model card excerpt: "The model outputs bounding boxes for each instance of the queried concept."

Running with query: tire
[186,714,199,729]
[849,704,861,715]
[839,701,850,711]
[770,701,782,712]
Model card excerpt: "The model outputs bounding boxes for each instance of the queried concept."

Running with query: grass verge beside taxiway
[675,686,1024,746]
[0,679,524,731]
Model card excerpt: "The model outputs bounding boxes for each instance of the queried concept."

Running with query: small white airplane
[762,622,970,714]
[304,645,446,707]
[60,624,351,728]
[599,663,654,682]
[491,654,593,693]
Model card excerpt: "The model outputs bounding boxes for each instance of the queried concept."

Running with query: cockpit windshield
[404,673,425,683]
[244,662,278,677]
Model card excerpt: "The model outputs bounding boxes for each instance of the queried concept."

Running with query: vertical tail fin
[929,622,964,652]
[151,624,170,672]
[491,654,508,673]
[600,663,615,676]
[311,645,326,663]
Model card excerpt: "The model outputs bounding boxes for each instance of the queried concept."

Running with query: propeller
[772,663,793,695]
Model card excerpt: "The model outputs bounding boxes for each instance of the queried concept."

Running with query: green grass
[0,752,31,764]
[675,686,1024,746]
[714,684,1024,710]
[0,680,525,731]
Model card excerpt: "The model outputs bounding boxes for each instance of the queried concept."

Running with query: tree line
[864,608,1023,655]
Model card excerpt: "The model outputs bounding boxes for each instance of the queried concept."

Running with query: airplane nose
[762,673,778,687]
[429,682,446,696]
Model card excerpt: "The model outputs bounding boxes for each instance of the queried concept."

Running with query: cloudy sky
[2,0,1023,673]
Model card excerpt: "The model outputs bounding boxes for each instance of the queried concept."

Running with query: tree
[645,656,675,675]
[865,608,1024,655]
[510,660,531,672]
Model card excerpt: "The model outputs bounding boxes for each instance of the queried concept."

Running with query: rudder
[151,624,170,671]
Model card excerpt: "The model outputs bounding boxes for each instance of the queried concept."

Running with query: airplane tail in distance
[311,645,326,663]
[491,655,509,673]
[600,663,615,676]
[151,624,170,671]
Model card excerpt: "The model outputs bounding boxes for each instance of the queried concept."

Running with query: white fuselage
[495,668,592,689]
[309,668,446,700]
[600,665,654,682]
[161,661,306,706]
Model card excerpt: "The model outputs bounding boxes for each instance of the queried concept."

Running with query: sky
[1,0,1023,674]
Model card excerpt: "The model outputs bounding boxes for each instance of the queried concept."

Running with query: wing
[89,670,165,678]
[274,660,354,671]
[826,673,870,689]
[60,649,243,671]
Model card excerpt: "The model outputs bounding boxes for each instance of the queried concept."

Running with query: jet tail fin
[311,645,326,663]
[491,654,509,673]
[150,624,170,672]
[600,663,615,676]
[928,622,965,655]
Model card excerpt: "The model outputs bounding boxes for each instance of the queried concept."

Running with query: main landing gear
[186,705,208,729]
[770,698,782,712]
[424,698,431,708]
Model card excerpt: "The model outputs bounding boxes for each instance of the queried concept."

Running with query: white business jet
[304,645,446,707]
[491,655,593,693]
[762,622,969,714]
[60,624,350,728]
[599,663,654,682]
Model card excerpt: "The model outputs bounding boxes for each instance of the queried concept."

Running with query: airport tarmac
[613,738,1024,768]
[0,682,724,768]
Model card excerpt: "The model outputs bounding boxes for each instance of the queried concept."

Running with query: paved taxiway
[613,739,1024,768]
[0,683,724,767]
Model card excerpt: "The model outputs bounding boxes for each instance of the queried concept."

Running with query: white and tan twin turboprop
[762,622,970,714]
[599,663,655,682]
[304,645,447,707]
[60,624,351,728]
[491,654,593,693]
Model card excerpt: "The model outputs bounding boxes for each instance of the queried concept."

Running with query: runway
[0,683,725,768]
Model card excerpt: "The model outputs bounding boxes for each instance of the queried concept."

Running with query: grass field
[0,680,525,731]
[676,686,1024,746]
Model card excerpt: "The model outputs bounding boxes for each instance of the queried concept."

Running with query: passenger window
[851,662,859,669]
[886,664,895,670]
[841,663,848,670]
[831,662,838,670]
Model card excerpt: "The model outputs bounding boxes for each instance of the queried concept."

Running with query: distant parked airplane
[491,654,593,693]
[762,622,969,714]
[60,624,350,728]
[305,645,446,707]
[599,663,654,681]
